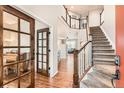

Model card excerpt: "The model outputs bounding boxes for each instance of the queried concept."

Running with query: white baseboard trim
[50,70,58,78]
[100,26,115,50]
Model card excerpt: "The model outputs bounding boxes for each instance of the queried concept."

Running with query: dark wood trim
[3,28,31,35]
[30,16,35,88]
[3,59,32,67]
[86,16,89,41]
[73,49,79,88]
[71,17,80,20]
[3,46,31,48]
[2,6,33,22]
[63,5,66,10]
[69,15,71,28]
[0,6,3,87]
[46,28,50,76]
[61,16,70,27]
[79,18,81,29]
[17,16,20,88]
[78,40,92,53]
[36,28,39,73]
[3,71,31,86]
[65,8,68,22]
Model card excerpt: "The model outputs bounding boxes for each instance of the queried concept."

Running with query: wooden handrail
[78,40,92,53]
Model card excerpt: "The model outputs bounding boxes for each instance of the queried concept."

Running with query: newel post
[73,49,79,88]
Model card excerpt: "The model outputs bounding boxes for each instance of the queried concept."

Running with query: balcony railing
[62,6,87,29]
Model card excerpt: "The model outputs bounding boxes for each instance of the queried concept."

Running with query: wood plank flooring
[35,55,74,88]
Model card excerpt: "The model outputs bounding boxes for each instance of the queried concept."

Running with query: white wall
[100,5,115,49]
[89,10,100,27]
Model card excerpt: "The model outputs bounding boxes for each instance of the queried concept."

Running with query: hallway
[35,55,74,88]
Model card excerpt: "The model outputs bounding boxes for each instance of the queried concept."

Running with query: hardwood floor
[2,55,74,88]
[35,54,74,88]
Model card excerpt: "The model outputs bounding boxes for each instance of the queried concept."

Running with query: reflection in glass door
[37,28,49,76]
[0,6,35,88]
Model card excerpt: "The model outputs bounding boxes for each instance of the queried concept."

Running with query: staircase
[80,27,115,88]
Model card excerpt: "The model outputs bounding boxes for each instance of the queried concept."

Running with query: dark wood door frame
[37,28,50,77]
[0,5,35,88]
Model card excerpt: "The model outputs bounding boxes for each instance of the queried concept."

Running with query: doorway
[0,6,35,88]
[37,28,50,76]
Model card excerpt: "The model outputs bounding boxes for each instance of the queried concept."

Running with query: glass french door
[37,28,49,76]
[0,6,35,88]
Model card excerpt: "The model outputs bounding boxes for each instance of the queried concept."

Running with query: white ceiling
[65,5,104,16]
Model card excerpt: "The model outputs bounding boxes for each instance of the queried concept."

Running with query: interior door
[37,28,49,76]
[0,6,35,88]
[116,5,124,88]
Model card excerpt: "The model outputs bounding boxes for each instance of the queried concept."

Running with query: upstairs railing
[62,6,87,29]
[73,39,93,88]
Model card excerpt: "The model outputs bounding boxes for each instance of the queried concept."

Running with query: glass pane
[43,40,46,46]
[38,40,42,46]
[3,48,18,66]
[43,48,46,54]
[3,64,18,84]
[20,34,30,46]
[38,62,42,69]
[3,30,18,46]
[20,48,31,60]
[38,55,42,61]
[20,19,30,33]
[3,12,18,30]
[38,48,47,54]
[3,80,18,88]
[20,73,31,88]
[43,63,46,70]
[19,61,31,75]
[43,55,46,62]
[39,33,42,39]
[43,32,46,38]
[39,48,42,54]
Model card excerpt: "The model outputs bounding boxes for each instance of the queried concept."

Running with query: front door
[37,28,49,76]
[116,5,124,88]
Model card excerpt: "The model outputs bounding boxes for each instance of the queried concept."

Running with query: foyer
[0,5,124,88]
